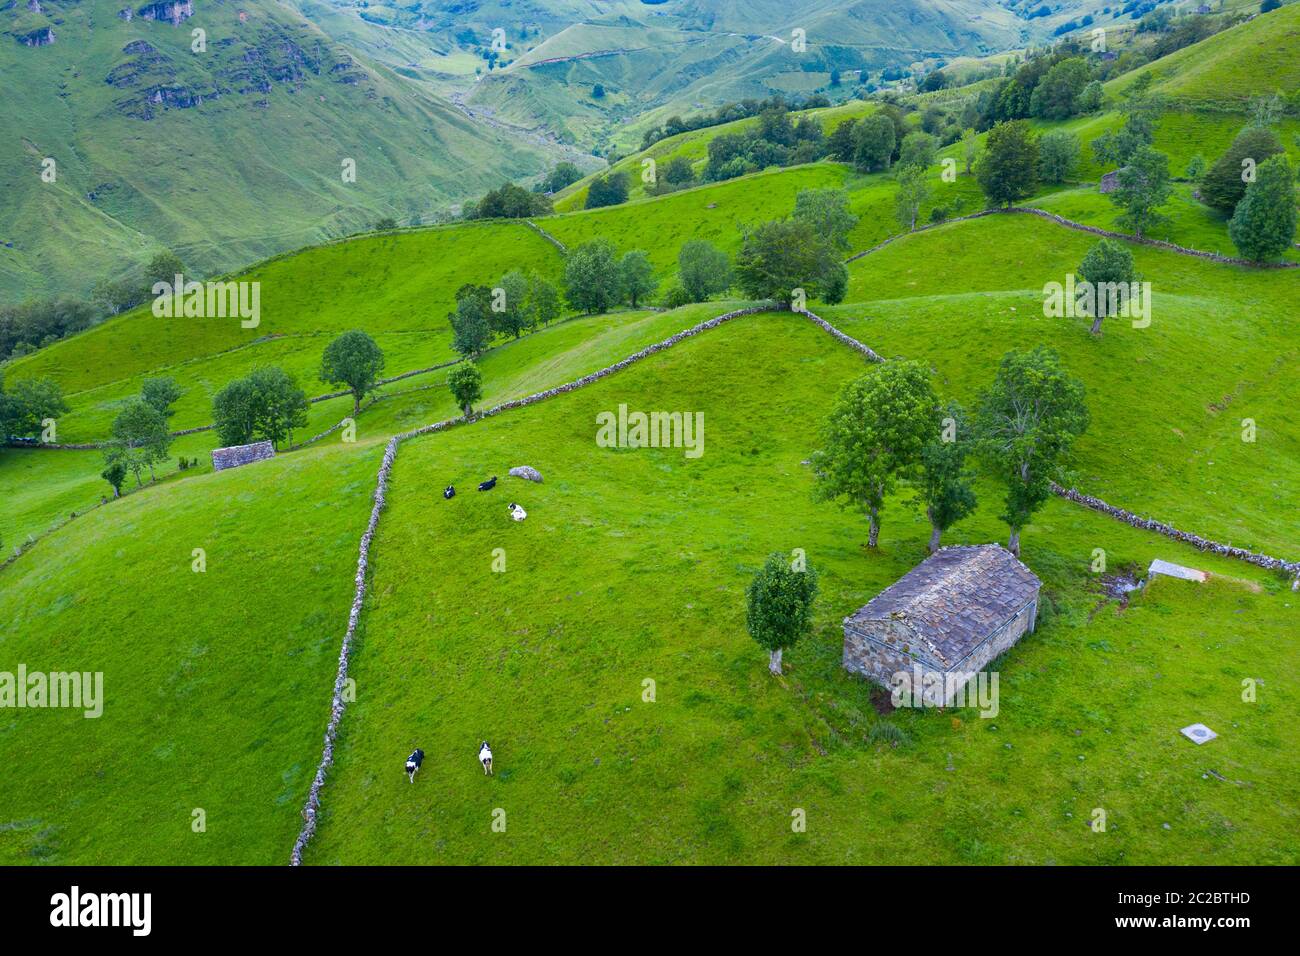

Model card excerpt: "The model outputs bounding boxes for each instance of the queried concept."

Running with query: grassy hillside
[1107,4,1300,110]
[305,311,1298,864]
[0,0,556,303]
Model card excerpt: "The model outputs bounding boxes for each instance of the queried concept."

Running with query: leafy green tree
[0,375,68,439]
[792,188,858,251]
[448,363,483,417]
[493,269,532,339]
[853,113,896,172]
[1091,77,1162,167]
[248,366,309,449]
[894,165,930,232]
[1077,80,1103,113]
[826,119,859,162]
[528,273,562,328]
[745,552,819,675]
[320,330,385,416]
[564,239,622,314]
[1200,126,1284,214]
[540,162,582,193]
[111,399,172,484]
[734,220,840,304]
[1185,154,1206,180]
[585,172,629,209]
[212,377,258,448]
[1029,57,1091,120]
[660,156,695,185]
[898,131,938,170]
[1110,145,1172,238]
[1229,155,1298,262]
[977,120,1038,207]
[470,182,552,219]
[918,402,977,552]
[1076,239,1137,335]
[449,284,492,358]
[812,361,938,547]
[962,127,978,174]
[974,347,1089,555]
[677,240,732,302]
[100,451,128,498]
[1037,129,1079,184]
[618,251,658,307]
[141,376,183,419]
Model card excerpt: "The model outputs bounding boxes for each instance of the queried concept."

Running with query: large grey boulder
[509,465,543,483]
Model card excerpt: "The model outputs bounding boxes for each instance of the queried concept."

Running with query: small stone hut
[212,440,275,471]
[842,545,1041,705]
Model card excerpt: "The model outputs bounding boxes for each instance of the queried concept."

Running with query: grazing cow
[478,476,498,491]
[508,502,526,522]
[443,485,455,499]
[405,748,425,783]
[478,741,493,775]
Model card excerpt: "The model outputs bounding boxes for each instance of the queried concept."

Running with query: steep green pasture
[0,438,385,864]
[308,312,1298,865]
[837,213,1300,556]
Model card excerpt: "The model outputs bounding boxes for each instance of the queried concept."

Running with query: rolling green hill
[0,0,558,303]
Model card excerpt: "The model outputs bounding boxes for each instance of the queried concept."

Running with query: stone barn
[842,545,1041,706]
[211,440,275,472]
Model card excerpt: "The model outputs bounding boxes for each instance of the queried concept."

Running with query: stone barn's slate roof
[844,545,1041,668]
[211,440,275,471]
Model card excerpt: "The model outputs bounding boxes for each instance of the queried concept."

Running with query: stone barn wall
[843,597,1038,706]
[212,440,275,471]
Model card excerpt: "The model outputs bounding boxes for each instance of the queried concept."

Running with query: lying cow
[478,476,497,492]
[508,503,526,522]
[443,485,455,499]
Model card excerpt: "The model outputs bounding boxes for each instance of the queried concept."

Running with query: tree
[734,220,840,304]
[792,188,858,251]
[585,172,629,209]
[894,165,930,232]
[745,553,819,675]
[677,240,732,302]
[539,162,583,194]
[1077,80,1103,114]
[212,377,258,448]
[1200,126,1284,214]
[826,119,859,162]
[591,83,605,99]
[141,376,182,419]
[528,273,562,327]
[564,239,622,314]
[0,375,68,439]
[853,113,896,172]
[470,182,552,219]
[320,330,385,416]
[111,399,172,484]
[1109,145,1172,238]
[248,366,308,449]
[1091,78,1162,168]
[618,251,657,307]
[1185,154,1206,180]
[447,363,483,418]
[492,269,532,339]
[974,347,1089,556]
[978,120,1038,207]
[1229,155,1297,262]
[100,451,128,498]
[897,131,938,170]
[1037,129,1079,184]
[1029,57,1091,120]
[449,284,492,358]
[660,156,695,185]
[1076,239,1137,335]
[812,361,938,547]
[962,127,978,174]
[918,402,977,552]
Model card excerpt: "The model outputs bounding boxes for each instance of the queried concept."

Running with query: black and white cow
[443,485,455,499]
[477,476,498,491]
[405,748,425,783]
[478,741,493,776]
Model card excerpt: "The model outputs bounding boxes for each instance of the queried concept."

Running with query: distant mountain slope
[1108,4,1300,110]
[303,0,1029,152]
[0,0,555,303]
